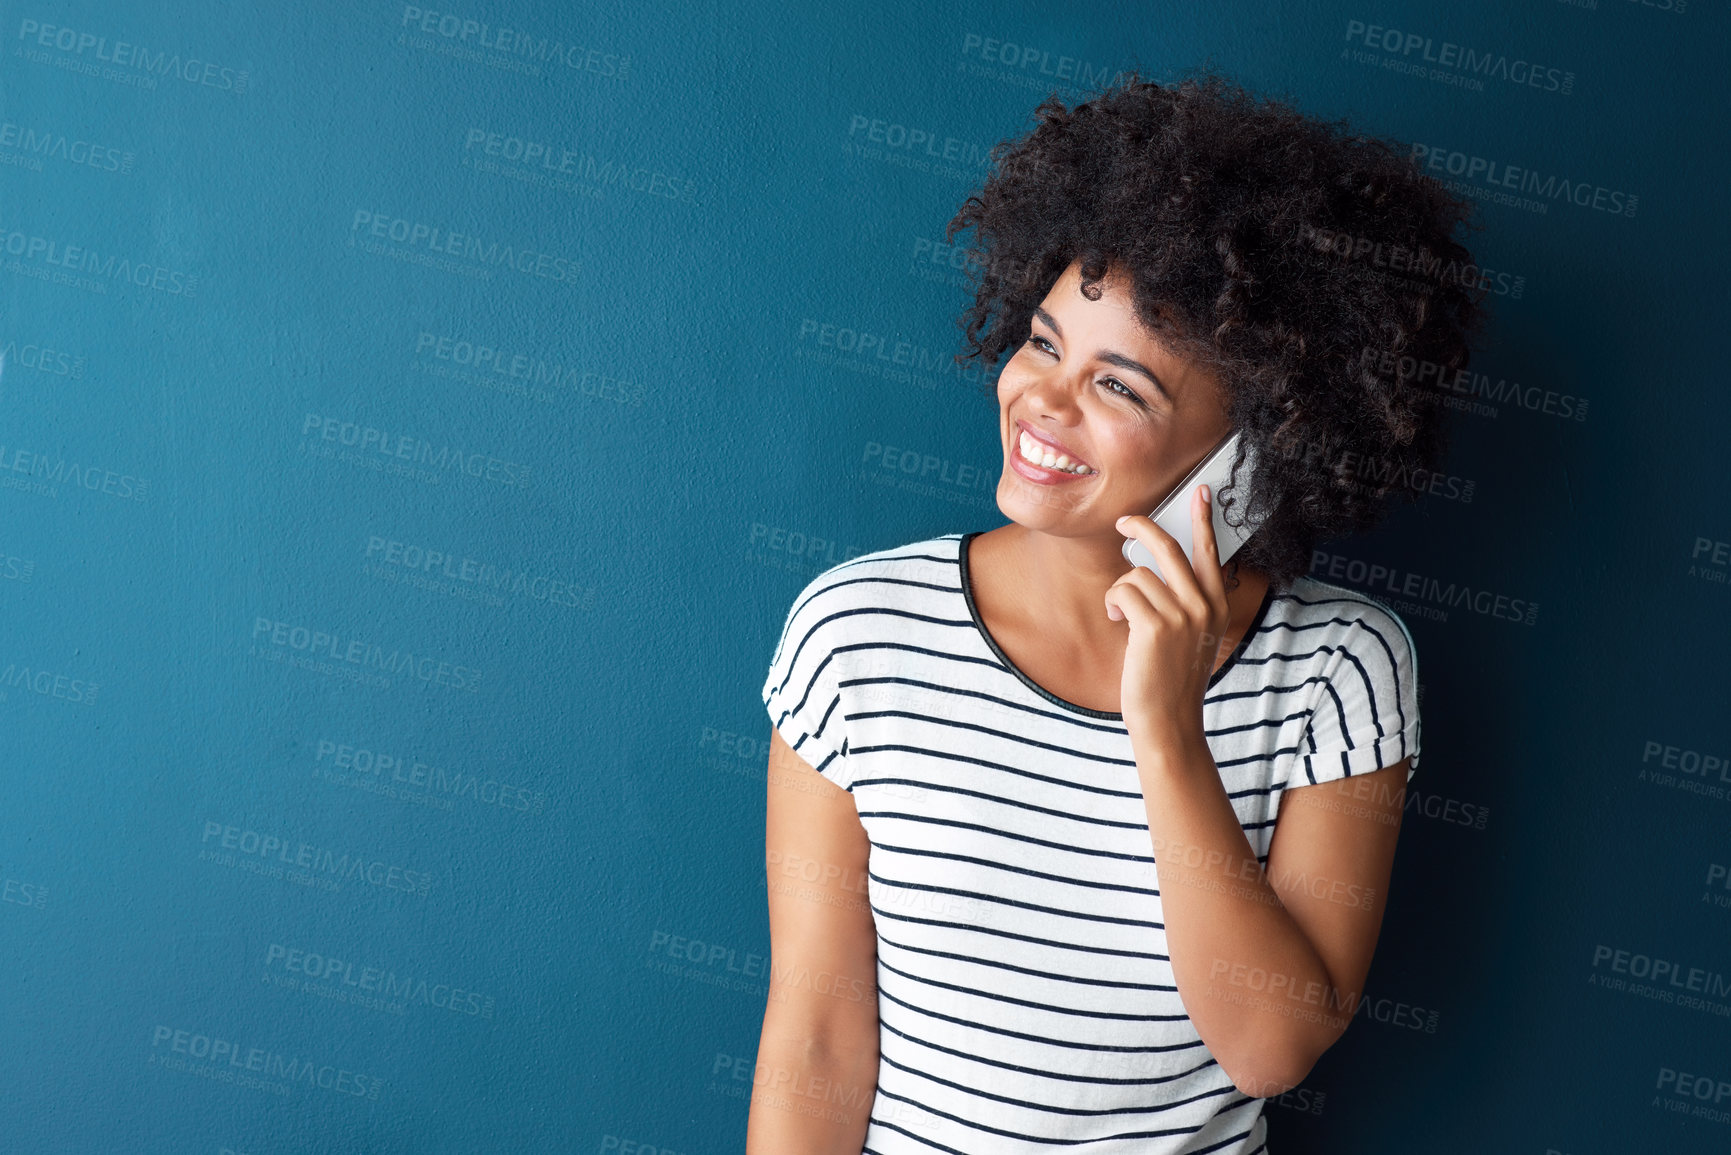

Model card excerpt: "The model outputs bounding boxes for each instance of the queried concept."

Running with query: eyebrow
[1031,306,1172,404]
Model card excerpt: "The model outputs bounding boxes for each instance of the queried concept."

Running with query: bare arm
[1133,739,1408,1098]
[1109,501,1410,1098]
[744,729,880,1153]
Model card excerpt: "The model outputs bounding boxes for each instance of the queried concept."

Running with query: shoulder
[784,534,963,613]
[1265,575,1418,675]
[1269,577,1423,777]
[771,533,965,648]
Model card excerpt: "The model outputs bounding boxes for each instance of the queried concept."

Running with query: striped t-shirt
[761,531,1420,1154]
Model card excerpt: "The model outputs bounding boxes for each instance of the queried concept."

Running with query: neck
[978,523,1270,664]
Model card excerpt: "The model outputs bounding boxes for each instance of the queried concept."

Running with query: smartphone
[1121,430,1267,582]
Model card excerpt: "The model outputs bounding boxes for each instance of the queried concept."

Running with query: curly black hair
[945,68,1493,590]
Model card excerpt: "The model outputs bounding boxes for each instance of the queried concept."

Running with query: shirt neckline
[957,530,1275,721]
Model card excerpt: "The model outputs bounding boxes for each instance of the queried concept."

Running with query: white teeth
[1018,431,1093,475]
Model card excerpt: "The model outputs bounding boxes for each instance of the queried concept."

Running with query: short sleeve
[1293,600,1421,787]
[761,572,855,792]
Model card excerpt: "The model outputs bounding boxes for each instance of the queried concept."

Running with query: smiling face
[995,260,1235,534]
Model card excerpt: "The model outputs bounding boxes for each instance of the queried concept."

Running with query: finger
[1117,560,1186,625]
[1105,577,1159,630]
[1189,483,1230,619]
[1119,569,1222,673]
[1118,510,1205,606]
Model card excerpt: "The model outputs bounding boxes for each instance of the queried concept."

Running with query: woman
[749,71,1486,1153]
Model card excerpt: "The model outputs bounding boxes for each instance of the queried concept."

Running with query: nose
[1020,359,1088,420]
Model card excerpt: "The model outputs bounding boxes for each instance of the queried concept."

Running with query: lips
[1014,419,1092,470]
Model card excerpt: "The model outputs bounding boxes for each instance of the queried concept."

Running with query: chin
[996,475,1094,523]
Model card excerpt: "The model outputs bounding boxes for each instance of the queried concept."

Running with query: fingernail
[1116,515,1129,527]
[1199,484,1211,504]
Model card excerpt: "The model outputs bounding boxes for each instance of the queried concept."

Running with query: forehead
[1034,261,1226,407]
[1039,262,1157,335]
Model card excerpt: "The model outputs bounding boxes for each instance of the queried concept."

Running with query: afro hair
[946,68,1494,589]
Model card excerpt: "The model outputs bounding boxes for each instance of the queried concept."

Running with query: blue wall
[3,1,1728,1152]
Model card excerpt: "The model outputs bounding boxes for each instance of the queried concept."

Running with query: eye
[1102,377,1145,406]
[1024,333,1146,406]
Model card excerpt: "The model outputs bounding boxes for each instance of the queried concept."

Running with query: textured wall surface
[2,1,1728,1152]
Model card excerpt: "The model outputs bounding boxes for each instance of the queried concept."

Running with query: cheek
[1097,427,1161,481]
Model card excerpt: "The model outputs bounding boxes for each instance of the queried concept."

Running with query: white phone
[1121,430,1267,582]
